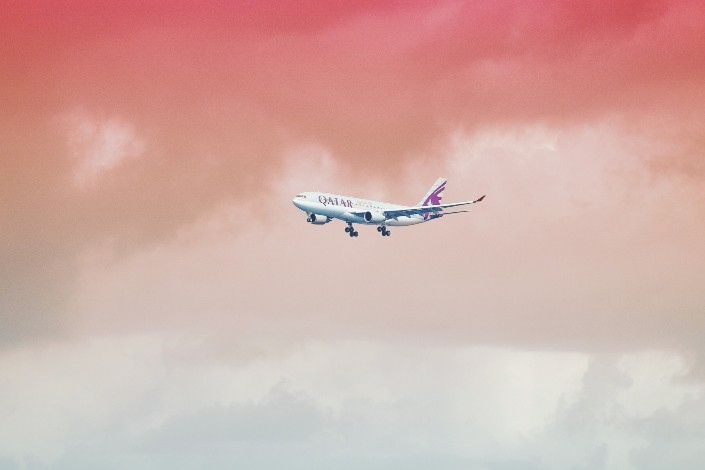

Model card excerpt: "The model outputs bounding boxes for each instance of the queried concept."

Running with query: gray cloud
[1,337,704,470]
[140,385,327,450]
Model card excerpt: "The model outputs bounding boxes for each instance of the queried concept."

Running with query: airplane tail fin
[417,177,447,207]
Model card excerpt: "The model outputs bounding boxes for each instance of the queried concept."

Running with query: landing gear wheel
[345,226,350,233]
[353,231,359,237]
[377,226,383,232]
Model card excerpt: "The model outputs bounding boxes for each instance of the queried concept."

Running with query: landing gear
[346,223,358,238]
[379,225,390,237]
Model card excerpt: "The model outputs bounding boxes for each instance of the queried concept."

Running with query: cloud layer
[2,1,705,468]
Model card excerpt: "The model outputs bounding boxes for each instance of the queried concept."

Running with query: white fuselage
[292,192,427,226]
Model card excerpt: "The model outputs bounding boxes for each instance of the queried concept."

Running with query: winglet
[475,195,486,203]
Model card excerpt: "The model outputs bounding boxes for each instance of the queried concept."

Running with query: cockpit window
[296,194,306,198]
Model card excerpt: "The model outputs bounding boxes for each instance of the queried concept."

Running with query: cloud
[142,385,326,451]
[1,4,704,466]
[538,353,705,469]
[628,395,705,469]
[1,337,703,469]
[62,109,145,186]
[2,1,704,349]
[6,1,705,172]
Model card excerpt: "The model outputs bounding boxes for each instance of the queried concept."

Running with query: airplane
[292,178,485,237]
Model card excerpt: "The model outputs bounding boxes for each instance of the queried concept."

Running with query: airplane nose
[292,197,302,209]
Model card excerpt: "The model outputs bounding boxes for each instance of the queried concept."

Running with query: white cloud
[62,109,145,186]
[536,353,705,470]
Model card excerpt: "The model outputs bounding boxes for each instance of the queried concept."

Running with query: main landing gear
[377,225,391,237]
[343,224,390,238]
[345,223,359,238]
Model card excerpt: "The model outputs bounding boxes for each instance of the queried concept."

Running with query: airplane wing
[382,195,485,220]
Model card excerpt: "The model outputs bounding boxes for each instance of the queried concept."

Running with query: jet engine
[363,211,386,223]
[309,213,331,224]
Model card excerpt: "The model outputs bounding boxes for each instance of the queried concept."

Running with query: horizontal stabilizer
[439,210,470,215]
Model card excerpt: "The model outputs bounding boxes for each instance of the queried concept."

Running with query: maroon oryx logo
[421,180,446,219]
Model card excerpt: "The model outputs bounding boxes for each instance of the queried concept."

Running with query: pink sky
[2,1,705,468]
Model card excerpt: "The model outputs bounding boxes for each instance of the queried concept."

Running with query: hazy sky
[2,1,705,469]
